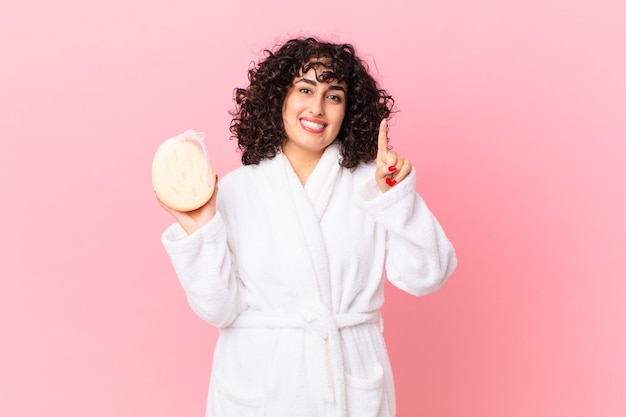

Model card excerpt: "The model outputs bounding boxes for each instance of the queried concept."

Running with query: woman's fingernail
[388,165,396,172]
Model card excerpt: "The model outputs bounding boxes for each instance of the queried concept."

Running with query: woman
[160,37,457,417]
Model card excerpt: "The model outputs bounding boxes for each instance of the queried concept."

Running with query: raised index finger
[377,119,388,158]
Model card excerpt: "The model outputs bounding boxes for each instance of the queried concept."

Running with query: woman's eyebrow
[295,77,318,87]
[328,85,347,94]
[295,77,346,94]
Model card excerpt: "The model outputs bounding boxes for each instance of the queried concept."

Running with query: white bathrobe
[162,143,457,417]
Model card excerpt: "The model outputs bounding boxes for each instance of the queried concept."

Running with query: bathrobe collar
[265,142,343,308]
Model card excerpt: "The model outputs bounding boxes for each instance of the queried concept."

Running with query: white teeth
[301,120,325,130]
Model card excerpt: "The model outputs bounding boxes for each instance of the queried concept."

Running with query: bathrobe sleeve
[355,168,457,296]
[161,212,242,328]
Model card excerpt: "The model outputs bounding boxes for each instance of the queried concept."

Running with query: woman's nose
[308,94,324,115]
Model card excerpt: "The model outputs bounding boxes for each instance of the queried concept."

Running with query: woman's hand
[158,181,219,236]
[375,119,412,192]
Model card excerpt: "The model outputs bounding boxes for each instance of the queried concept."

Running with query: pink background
[1,0,625,416]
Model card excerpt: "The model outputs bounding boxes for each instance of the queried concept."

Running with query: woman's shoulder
[215,164,258,214]
[219,163,258,188]
[349,159,376,181]
[221,163,256,179]
[218,158,278,194]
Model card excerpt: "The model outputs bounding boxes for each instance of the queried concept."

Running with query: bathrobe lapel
[302,144,343,222]
[261,144,342,309]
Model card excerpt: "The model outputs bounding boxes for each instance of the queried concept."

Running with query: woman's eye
[299,88,311,94]
[328,95,342,102]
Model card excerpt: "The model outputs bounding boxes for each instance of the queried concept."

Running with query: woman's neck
[281,144,324,186]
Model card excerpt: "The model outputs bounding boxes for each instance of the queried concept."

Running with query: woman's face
[281,65,347,157]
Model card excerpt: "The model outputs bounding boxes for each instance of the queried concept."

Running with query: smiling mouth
[300,119,326,131]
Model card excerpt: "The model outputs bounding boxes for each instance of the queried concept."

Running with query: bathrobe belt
[228,308,381,417]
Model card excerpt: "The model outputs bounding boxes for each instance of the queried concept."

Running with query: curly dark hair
[229,37,395,168]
